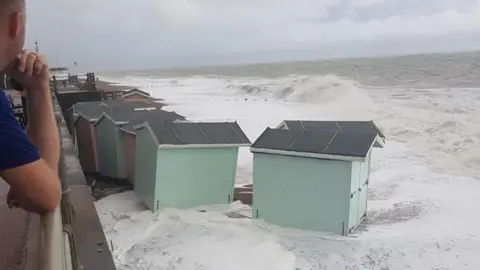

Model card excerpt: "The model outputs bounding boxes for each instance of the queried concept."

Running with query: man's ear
[8,11,22,38]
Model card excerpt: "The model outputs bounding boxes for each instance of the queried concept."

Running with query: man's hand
[5,50,49,89]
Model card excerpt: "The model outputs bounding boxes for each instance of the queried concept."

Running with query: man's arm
[25,83,60,170]
[0,89,61,214]
[0,51,62,215]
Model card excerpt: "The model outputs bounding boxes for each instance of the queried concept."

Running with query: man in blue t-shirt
[0,0,61,214]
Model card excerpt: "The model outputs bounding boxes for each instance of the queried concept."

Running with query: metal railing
[36,95,76,270]
[39,207,70,270]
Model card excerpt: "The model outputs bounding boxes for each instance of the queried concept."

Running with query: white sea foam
[96,73,480,269]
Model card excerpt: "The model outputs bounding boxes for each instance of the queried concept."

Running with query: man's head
[0,0,25,71]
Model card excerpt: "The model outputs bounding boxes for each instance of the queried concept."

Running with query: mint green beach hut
[119,110,185,184]
[250,122,385,236]
[94,108,152,179]
[133,121,251,211]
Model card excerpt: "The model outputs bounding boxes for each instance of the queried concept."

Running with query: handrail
[36,93,74,270]
[39,207,68,270]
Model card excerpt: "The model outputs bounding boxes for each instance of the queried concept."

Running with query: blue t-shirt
[0,90,40,170]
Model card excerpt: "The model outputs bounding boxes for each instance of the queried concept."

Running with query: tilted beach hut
[119,110,186,184]
[56,90,102,133]
[72,104,110,173]
[134,121,251,211]
[71,101,159,173]
[94,107,152,179]
[69,100,160,124]
[250,126,383,236]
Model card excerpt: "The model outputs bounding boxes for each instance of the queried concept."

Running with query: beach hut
[133,121,251,211]
[276,120,385,185]
[56,91,102,133]
[70,100,159,159]
[94,107,152,179]
[121,88,155,102]
[69,101,108,128]
[250,127,382,236]
[277,120,386,147]
[119,110,186,184]
[72,104,111,173]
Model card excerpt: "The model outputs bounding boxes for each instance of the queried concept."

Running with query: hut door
[357,162,368,224]
[349,190,359,232]
[357,182,368,224]
[348,162,362,233]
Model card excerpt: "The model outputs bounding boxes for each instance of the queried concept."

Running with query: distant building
[100,88,160,102]
[250,123,384,236]
[121,88,156,102]
[133,121,250,211]
[119,110,185,184]
[102,90,125,101]
[49,66,69,81]
[68,75,79,85]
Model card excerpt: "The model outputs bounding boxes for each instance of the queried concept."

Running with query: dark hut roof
[72,101,107,118]
[279,120,385,147]
[96,107,152,125]
[72,100,155,112]
[75,106,110,122]
[140,121,251,146]
[58,92,103,114]
[251,128,377,161]
[120,110,186,133]
[56,91,103,131]
[72,101,104,110]
[73,100,158,123]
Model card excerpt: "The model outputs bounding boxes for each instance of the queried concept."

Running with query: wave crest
[235,75,373,106]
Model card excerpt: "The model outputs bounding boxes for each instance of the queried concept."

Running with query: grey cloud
[342,0,478,22]
[24,0,480,70]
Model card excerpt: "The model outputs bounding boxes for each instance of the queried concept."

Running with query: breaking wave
[233,75,373,106]
[101,72,480,178]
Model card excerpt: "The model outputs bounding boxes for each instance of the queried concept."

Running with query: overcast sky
[26,0,480,71]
